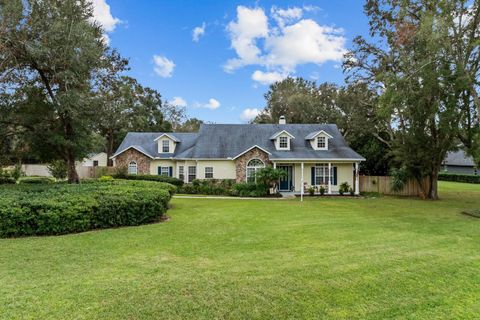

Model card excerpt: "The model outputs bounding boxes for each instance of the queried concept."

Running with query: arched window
[128,161,138,175]
[246,159,265,183]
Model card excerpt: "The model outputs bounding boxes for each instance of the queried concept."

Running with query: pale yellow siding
[196,161,236,179]
[149,160,176,175]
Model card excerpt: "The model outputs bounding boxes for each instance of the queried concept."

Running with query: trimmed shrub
[0,180,173,237]
[233,182,269,197]
[98,175,114,181]
[116,174,184,187]
[18,177,55,184]
[177,179,236,196]
[439,173,480,184]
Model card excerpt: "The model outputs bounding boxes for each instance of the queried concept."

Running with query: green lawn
[1,181,480,319]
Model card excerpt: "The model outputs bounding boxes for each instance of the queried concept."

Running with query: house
[81,152,108,167]
[442,150,478,175]
[111,117,365,194]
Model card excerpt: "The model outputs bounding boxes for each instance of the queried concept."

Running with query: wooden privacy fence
[359,175,430,197]
[13,164,116,179]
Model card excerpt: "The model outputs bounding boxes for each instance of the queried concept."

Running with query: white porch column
[328,162,332,194]
[273,162,276,169]
[301,162,304,202]
[355,162,360,195]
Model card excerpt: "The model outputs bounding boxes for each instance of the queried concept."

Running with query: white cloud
[265,20,346,72]
[224,6,269,72]
[251,70,287,85]
[192,22,206,42]
[240,108,260,122]
[194,98,221,110]
[271,6,303,28]
[153,55,175,78]
[205,98,220,110]
[225,5,346,82]
[90,0,120,44]
[170,97,187,107]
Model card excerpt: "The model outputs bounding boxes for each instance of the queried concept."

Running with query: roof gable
[305,130,333,140]
[153,133,181,142]
[269,130,295,140]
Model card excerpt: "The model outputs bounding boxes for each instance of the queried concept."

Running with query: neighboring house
[111,117,365,194]
[82,152,108,167]
[442,150,478,175]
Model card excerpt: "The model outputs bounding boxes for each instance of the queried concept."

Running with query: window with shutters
[160,166,170,176]
[313,164,335,185]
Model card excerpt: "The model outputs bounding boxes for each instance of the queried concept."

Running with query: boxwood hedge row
[115,174,184,187]
[0,180,175,237]
[438,172,480,184]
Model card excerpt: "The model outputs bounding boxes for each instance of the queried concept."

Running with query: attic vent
[279,116,286,124]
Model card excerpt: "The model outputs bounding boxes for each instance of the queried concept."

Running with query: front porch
[273,161,360,196]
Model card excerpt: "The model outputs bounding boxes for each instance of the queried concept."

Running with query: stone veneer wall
[235,147,271,182]
[115,149,151,174]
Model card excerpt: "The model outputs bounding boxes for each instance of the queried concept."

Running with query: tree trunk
[66,151,79,183]
[106,131,114,166]
[427,170,439,200]
[62,113,80,184]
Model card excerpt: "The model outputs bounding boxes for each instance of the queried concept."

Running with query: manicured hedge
[18,176,55,184]
[0,180,174,237]
[116,174,184,187]
[438,173,480,184]
[177,179,271,197]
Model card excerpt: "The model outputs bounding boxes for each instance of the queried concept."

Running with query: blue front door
[278,165,293,191]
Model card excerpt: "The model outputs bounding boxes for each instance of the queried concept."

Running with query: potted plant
[307,186,315,196]
[339,182,350,195]
[319,186,326,195]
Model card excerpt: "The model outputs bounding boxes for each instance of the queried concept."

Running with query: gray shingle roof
[112,132,198,159]
[443,150,475,167]
[112,124,365,161]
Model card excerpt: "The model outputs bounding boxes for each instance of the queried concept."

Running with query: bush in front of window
[0,180,173,237]
[114,174,184,187]
[178,179,235,195]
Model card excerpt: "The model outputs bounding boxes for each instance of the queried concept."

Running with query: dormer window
[155,133,180,154]
[279,136,288,149]
[270,130,295,151]
[317,136,326,149]
[162,140,170,153]
[305,130,333,150]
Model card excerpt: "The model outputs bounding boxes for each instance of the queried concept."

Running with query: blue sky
[93,0,370,123]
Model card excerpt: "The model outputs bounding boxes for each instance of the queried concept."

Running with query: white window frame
[317,136,327,150]
[246,159,265,183]
[188,166,196,183]
[162,140,170,153]
[279,136,290,150]
[128,161,138,175]
[205,167,214,179]
[160,166,170,176]
[179,166,184,181]
[314,164,334,185]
